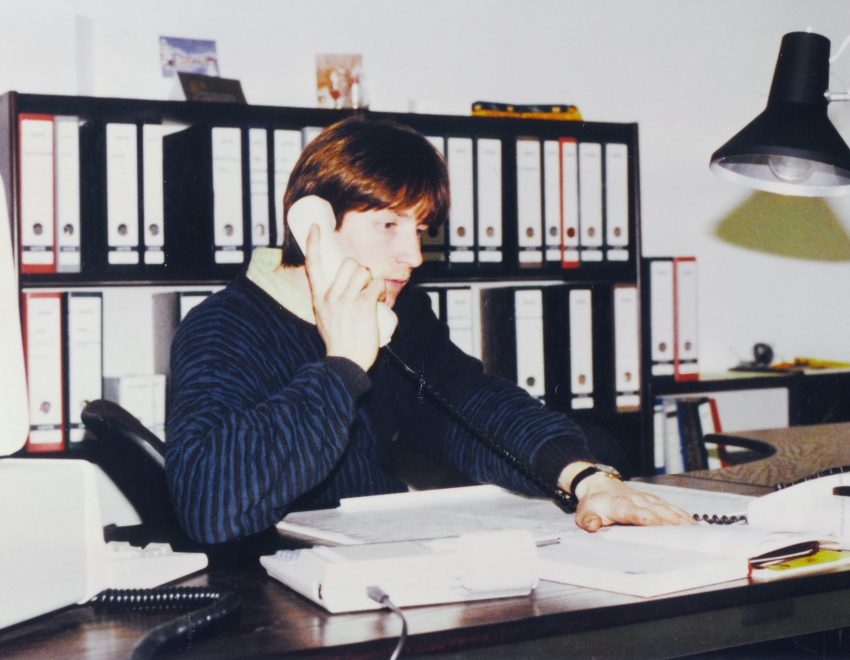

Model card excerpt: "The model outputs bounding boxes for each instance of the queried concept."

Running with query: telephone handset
[287,195,398,346]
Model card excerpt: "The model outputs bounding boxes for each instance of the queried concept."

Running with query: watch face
[594,464,622,478]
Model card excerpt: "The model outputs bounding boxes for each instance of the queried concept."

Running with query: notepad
[536,525,827,598]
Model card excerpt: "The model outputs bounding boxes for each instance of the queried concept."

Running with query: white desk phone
[744,469,850,543]
[287,195,398,346]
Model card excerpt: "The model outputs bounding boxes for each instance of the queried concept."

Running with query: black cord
[89,587,242,660]
[367,586,408,660]
[692,513,748,525]
[383,346,576,513]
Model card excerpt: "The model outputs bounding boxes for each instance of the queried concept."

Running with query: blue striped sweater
[166,274,594,543]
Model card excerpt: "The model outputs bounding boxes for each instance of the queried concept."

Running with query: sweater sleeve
[388,287,596,497]
[165,291,370,544]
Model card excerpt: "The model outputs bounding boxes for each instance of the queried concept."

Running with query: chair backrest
[81,399,181,542]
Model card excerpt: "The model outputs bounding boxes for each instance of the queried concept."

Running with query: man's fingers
[304,224,327,295]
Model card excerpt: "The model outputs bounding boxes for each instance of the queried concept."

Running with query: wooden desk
[653,422,850,495]
[3,424,850,658]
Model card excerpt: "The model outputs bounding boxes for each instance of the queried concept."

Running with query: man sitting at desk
[166,116,692,544]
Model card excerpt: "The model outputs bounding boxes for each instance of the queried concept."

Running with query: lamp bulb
[768,155,815,183]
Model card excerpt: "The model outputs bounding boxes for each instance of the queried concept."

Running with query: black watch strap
[568,466,600,503]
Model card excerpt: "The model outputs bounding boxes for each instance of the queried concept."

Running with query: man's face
[335,207,427,308]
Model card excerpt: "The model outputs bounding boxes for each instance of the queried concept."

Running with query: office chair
[81,399,183,544]
[701,433,776,470]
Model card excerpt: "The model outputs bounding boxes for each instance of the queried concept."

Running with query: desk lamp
[710,31,850,197]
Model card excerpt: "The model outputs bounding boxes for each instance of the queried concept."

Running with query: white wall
[4,0,850,373]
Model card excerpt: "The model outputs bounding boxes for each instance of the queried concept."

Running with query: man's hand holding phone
[304,224,385,372]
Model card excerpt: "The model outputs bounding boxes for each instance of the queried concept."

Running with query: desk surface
[3,423,850,658]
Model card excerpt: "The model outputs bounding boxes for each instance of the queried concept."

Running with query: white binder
[569,288,594,409]
[560,139,580,268]
[605,143,630,261]
[54,116,81,273]
[578,142,603,262]
[19,115,55,273]
[273,129,302,246]
[649,259,675,376]
[613,285,641,411]
[674,257,700,380]
[445,287,479,358]
[543,140,562,263]
[65,292,103,445]
[23,291,64,451]
[106,122,140,265]
[475,138,502,263]
[142,124,165,265]
[211,126,244,264]
[248,127,270,247]
[515,138,543,266]
[514,288,546,399]
[447,137,475,263]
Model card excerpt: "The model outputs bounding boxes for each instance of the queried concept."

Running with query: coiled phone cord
[89,586,242,660]
[383,346,576,513]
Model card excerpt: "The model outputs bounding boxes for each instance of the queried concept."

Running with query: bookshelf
[2,91,650,475]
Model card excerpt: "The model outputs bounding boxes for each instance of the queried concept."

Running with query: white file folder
[248,127,270,247]
[211,126,245,264]
[142,124,165,265]
[421,136,447,262]
[54,116,81,273]
[605,143,630,261]
[569,289,594,409]
[514,288,546,399]
[475,138,503,263]
[613,285,641,411]
[65,292,103,445]
[515,138,543,266]
[543,140,562,263]
[445,287,479,358]
[674,257,700,380]
[560,139,580,268]
[273,129,302,246]
[649,259,675,376]
[19,115,56,273]
[447,137,475,263]
[578,142,603,262]
[23,292,64,451]
[106,123,140,265]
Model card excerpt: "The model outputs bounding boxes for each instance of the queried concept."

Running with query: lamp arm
[826,92,850,103]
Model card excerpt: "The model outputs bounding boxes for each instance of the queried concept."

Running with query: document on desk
[277,482,754,546]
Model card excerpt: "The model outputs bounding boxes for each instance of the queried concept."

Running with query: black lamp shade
[710,32,850,197]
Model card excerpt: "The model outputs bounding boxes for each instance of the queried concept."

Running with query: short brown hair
[281,115,449,265]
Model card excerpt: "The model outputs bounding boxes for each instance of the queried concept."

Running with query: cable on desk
[692,513,748,525]
[383,346,576,514]
[367,586,408,660]
[89,586,242,660]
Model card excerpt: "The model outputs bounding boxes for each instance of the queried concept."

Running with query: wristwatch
[568,463,623,506]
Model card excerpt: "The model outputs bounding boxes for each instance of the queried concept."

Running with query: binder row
[17,113,634,281]
[424,136,632,269]
[643,256,699,381]
[20,289,212,453]
[424,282,641,415]
[16,114,326,280]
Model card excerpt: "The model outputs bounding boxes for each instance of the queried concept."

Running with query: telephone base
[261,530,538,613]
